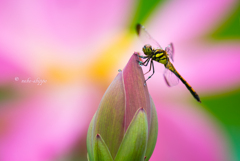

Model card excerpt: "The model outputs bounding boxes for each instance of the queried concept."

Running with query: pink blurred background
[0,0,240,161]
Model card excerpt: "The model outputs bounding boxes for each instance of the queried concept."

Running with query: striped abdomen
[166,62,201,102]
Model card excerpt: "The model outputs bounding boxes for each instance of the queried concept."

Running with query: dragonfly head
[143,44,153,56]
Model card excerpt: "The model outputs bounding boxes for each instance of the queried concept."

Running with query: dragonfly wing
[165,43,174,62]
[163,67,179,87]
[136,24,163,50]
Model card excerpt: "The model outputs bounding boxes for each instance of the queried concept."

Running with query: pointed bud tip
[96,134,100,138]
[144,156,147,161]
[134,52,139,55]
[134,52,143,64]
[139,107,146,114]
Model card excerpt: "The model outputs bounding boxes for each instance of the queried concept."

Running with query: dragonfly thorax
[142,44,153,56]
[152,49,169,65]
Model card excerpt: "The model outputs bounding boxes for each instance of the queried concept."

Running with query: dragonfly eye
[143,44,153,55]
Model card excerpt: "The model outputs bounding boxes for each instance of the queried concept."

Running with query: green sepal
[87,153,90,161]
[87,113,96,161]
[114,108,148,161]
[93,134,113,161]
[145,96,158,161]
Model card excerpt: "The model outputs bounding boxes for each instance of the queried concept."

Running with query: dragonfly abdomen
[175,71,201,102]
[165,62,201,102]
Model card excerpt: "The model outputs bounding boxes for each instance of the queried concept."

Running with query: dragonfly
[136,24,201,103]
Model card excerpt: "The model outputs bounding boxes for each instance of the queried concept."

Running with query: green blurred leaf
[201,88,240,161]
[0,85,17,103]
[202,89,240,125]
[211,2,240,39]
[129,0,164,32]
[114,108,148,161]
[93,134,113,161]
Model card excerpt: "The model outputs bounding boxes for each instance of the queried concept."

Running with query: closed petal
[123,53,151,133]
[114,108,148,161]
[93,72,125,158]
[93,134,113,161]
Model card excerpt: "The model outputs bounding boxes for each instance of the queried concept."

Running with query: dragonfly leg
[138,55,148,59]
[142,58,150,66]
[144,60,155,85]
[144,60,152,75]
[149,60,155,78]
[137,58,150,66]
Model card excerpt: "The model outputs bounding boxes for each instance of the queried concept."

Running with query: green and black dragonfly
[136,24,201,103]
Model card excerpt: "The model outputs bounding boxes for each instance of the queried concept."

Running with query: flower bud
[87,53,158,161]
